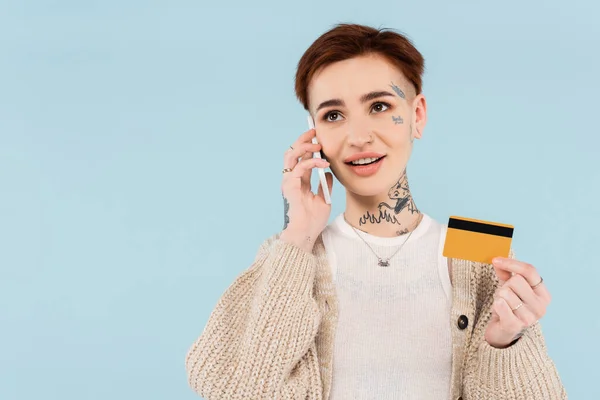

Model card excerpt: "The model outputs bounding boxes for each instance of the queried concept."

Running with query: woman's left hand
[484,257,551,348]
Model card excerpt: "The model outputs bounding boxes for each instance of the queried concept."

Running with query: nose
[346,118,373,147]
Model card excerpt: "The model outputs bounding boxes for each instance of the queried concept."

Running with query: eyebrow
[315,90,396,113]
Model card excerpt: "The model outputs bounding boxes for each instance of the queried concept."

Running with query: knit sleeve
[462,248,568,399]
[464,322,567,399]
[184,234,323,400]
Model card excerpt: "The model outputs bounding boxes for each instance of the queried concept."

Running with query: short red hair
[294,23,425,111]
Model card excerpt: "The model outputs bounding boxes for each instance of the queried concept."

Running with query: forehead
[308,54,405,110]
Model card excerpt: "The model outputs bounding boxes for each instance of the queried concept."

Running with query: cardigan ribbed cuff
[261,239,318,295]
[472,326,566,398]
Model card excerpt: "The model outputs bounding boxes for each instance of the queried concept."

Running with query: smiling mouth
[345,156,386,166]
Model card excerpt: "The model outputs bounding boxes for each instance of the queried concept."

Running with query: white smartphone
[307,115,331,204]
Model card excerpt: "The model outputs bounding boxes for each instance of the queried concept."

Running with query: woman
[185,23,567,399]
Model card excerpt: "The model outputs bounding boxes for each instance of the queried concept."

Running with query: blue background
[1,1,597,399]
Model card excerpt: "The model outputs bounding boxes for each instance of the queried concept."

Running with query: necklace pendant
[378,259,390,267]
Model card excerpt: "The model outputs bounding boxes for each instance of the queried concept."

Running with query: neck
[343,169,422,238]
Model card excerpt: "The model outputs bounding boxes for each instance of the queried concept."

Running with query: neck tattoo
[357,170,419,229]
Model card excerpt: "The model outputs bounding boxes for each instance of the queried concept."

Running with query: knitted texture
[185,233,567,400]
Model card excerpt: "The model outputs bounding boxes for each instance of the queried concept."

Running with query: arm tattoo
[283,194,290,230]
[390,81,406,99]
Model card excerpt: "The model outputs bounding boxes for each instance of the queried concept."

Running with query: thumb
[492,263,511,285]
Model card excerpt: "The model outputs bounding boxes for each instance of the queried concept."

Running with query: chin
[351,185,390,198]
[334,160,407,198]
[339,175,392,198]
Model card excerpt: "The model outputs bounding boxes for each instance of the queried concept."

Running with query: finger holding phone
[279,116,334,253]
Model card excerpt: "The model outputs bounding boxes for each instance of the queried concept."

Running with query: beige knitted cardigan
[185,232,567,400]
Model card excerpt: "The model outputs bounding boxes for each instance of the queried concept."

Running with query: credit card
[442,216,514,264]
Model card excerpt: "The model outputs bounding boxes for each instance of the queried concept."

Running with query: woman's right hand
[279,128,333,253]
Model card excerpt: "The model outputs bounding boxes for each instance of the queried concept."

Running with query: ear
[412,94,427,139]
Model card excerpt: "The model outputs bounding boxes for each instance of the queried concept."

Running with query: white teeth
[350,157,381,165]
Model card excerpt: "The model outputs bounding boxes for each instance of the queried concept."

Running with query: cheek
[390,114,406,126]
[382,125,411,147]
[319,136,342,157]
[379,114,411,137]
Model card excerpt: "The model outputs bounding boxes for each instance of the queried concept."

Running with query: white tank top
[321,213,453,400]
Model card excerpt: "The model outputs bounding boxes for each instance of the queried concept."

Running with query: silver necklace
[344,213,422,267]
